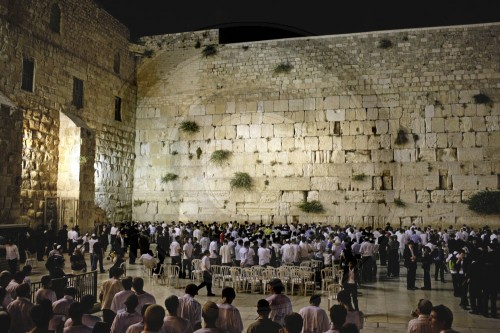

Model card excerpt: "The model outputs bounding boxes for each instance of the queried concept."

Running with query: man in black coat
[403,240,419,290]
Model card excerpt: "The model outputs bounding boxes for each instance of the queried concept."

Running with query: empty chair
[302,270,316,296]
[25,250,36,268]
[166,264,180,288]
[191,259,202,282]
[321,267,335,292]
[327,283,343,309]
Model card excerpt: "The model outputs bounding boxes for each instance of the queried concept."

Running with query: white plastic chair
[152,264,165,285]
[166,264,180,288]
[25,250,36,268]
[327,283,343,309]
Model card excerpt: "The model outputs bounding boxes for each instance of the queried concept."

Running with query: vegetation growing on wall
[196,147,202,159]
[352,173,367,181]
[210,150,232,165]
[378,39,393,49]
[298,200,324,213]
[133,200,146,207]
[473,93,493,107]
[467,191,500,214]
[395,128,409,145]
[394,198,406,207]
[180,121,200,133]
[230,172,252,190]
[274,63,293,74]
[202,45,217,57]
[161,173,178,183]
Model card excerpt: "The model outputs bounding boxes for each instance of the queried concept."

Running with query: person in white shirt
[298,295,330,333]
[110,294,142,333]
[35,275,57,304]
[197,250,215,296]
[111,276,134,313]
[234,239,243,267]
[280,240,294,265]
[4,240,20,274]
[178,284,202,330]
[6,283,34,333]
[170,236,182,268]
[64,295,101,330]
[132,277,156,314]
[88,234,98,270]
[183,239,194,279]
[257,242,271,267]
[209,238,219,265]
[219,240,232,266]
[161,295,193,333]
[215,287,243,333]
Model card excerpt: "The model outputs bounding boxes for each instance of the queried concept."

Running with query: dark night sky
[97,0,500,42]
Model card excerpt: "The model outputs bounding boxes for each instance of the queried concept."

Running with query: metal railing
[31,271,98,303]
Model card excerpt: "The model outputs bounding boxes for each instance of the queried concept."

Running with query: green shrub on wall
[180,121,200,133]
[161,173,178,183]
[467,191,500,214]
[230,172,252,190]
[298,200,324,213]
[210,150,232,165]
[202,45,217,57]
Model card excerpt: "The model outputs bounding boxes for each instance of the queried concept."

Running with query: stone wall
[0,0,137,230]
[133,24,500,229]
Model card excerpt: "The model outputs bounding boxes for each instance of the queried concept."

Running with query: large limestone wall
[0,0,137,229]
[133,24,500,229]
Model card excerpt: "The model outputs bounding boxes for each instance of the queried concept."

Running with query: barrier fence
[31,271,98,303]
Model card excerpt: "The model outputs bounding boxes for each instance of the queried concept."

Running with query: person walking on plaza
[197,250,215,297]
[92,235,105,273]
[342,259,360,311]
[4,240,20,275]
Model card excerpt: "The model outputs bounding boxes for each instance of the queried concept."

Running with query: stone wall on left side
[0,0,137,230]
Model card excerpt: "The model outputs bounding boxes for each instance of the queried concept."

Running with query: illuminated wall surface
[0,0,499,231]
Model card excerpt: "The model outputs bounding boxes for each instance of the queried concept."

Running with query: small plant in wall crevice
[180,121,200,133]
[161,173,178,183]
[202,45,217,57]
[473,93,493,107]
[394,198,406,207]
[352,173,367,181]
[196,147,203,159]
[210,150,232,165]
[378,38,393,49]
[274,63,293,74]
[298,200,324,213]
[230,172,253,190]
[395,128,409,145]
[133,200,146,207]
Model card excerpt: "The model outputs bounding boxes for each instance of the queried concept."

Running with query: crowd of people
[0,219,498,332]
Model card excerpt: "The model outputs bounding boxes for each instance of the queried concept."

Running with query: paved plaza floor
[26,254,498,333]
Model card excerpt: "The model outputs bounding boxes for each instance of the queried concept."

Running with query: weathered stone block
[326,109,345,122]
[457,148,483,161]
